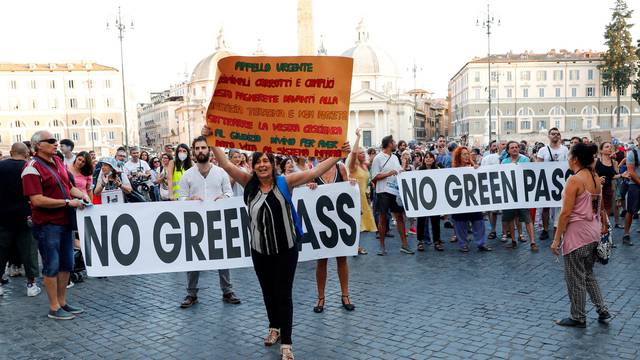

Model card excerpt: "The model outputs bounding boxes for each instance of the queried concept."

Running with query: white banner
[398,162,569,217]
[78,182,360,277]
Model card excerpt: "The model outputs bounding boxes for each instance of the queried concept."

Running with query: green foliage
[598,0,637,95]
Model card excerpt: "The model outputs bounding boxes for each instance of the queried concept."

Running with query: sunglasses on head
[39,138,58,144]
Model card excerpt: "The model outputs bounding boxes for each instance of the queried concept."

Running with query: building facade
[0,62,137,156]
[449,50,640,145]
[138,90,183,153]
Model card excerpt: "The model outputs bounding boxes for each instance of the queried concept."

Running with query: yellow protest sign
[205,56,353,157]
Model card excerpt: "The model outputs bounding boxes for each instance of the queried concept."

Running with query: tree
[599,0,637,140]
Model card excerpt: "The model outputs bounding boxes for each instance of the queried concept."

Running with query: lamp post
[107,6,134,153]
[477,2,499,144]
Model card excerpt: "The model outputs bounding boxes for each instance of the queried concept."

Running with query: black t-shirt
[0,158,31,225]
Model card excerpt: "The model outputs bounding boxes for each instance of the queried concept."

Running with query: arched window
[581,105,599,130]
[84,118,102,127]
[50,119,65,127]
[613,106,630,128]
[12,120,26,128]
[549,106,565,131]
[517,107,534,132]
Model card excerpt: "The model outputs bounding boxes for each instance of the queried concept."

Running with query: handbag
[34,157,78,230]
[596,226,612,265]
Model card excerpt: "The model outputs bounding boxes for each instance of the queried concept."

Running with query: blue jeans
[32,224,74,277]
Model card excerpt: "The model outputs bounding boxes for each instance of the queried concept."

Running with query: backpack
[275,175,304,241]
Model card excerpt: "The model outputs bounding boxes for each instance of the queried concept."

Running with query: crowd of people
[1,126,636,359]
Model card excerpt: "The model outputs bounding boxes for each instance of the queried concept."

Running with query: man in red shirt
[22,130,91,320]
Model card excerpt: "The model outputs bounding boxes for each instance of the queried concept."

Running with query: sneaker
[376,249,387,256]
[48,308,75,320]
[66,281,75,289]
[598,310,611,322]
[400,246,415,255]
[180,295,198,308]
[9,265,20,277]
[26,282,41,297]
[223,292,241,304]
[539,230,549,240]
[61,303,84,314]
[622,234,634,246]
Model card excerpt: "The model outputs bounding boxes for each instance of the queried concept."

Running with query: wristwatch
[65,199,70,207]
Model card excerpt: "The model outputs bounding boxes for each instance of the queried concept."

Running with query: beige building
[0,62,136,156]
[449,49,640,145]
[138,91,183,153]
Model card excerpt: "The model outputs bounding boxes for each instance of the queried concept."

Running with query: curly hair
[451,146,471,168]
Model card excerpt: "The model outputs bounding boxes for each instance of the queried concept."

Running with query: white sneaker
[9,265,19,277]
[66,281,75,289]
[26,282,41,297]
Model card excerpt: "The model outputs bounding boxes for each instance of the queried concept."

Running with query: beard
[196,153,209,163]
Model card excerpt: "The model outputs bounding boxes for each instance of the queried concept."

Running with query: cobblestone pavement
[1,222,639,360]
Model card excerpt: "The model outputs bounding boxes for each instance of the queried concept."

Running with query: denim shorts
[32,224,74,277]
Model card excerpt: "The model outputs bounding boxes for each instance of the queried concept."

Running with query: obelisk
[297,0,314,55]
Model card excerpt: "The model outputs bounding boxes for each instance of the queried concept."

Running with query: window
[569,70,580,80]
[555,119,561,128]
[69,98,77,109]
[49,98,58,109]
[52,119,61,127]
[10,98,19,110]
[586,87,595,97]
[363,130,372,148]
[53,133,61,141]
[506,88,513,98]
[87,98,95,108]
[538,88,545,97]
[571,88,577,97]
[506,71,512,81]
[104,80,111,88]
[474,88,481,99]
[555,88,561,97]
[68,80,75,89]
[619,87,627,96]
[361,81,370,89]
[49,80,56,89]
[536,71,547,81]
[520,71,531,81]
[107,118,114,125]
[87,80,95,89]
[14,134,23,142]
[474,72,480,82]
[521,120,531,130]
[10,80,17,89]
[588,69,594,80]
[72,132,79,141]
[108,131,115,140]
[30,99,37,109]
[603,86,611,96]
[34,120,40,126]
[91,132,98,141]
[490,71,498,81]
[106,98,113,108]
[538,120,547,130]
[490,88,496,99]
[522,88,529,97]
[13,120,22,128]
[30,80,37,89]
[553,70,563,81]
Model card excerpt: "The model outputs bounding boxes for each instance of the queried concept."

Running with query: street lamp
[477,2,500,144]
[107,6,134,153]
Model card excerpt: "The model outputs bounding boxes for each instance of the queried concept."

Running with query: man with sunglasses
[21,131,91,320]
[536,127,568,241]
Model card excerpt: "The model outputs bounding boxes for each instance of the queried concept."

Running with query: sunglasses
[549,132,561,136]
[39,138,58,144]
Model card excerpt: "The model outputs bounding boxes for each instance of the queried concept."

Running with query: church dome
[191,28,234,82]
[341,20,398,76]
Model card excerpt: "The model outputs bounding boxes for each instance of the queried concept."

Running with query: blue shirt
[432,150,452,168]
[501,154,530,164]
[626,149,640,178]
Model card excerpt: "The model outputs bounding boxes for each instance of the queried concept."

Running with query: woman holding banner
[208,126,350,360]
[416,152,444,252]
[551,143,610,327]
[451,147,493,253]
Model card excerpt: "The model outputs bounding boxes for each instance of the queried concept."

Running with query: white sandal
[280,345,294,360]
[264,328,280,346]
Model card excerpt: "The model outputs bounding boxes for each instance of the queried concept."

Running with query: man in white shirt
[177,136,240,308]
[59,139,76,168]
[535,127,568,240]
[481,140,502,239]
[124,147,154,199]
[371,135,414,255]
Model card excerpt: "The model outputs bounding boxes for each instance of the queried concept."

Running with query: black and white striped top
[248,185,297,255]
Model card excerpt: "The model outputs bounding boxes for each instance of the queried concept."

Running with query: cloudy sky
[3,0,639,102]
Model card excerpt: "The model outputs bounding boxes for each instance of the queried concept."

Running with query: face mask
[178,153,188,161]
